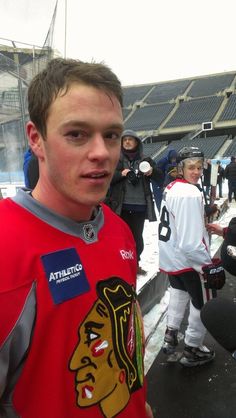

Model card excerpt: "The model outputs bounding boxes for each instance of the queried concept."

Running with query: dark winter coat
[225,161,236,182]
[221,217,236,276]
[23,148,33,187]
[217,165,225,185]
[106,143,163,222]
[203,163,211,187]
[23,148,39,189]
[156,149,178,187]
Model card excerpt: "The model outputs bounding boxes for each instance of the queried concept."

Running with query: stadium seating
[219,94,236,121]
[124,103,175,131]
[121,70,236,161]
[123,85,154,107]
[223,138,236,157]
[155,135,228,161]
[187,74,235,97]
[142,142,166,158]
[164,96,224,128]
[145,79,191,104]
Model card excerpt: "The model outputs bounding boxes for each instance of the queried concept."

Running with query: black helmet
[178,146,204,163]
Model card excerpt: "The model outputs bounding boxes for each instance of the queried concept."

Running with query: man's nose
[88,135,110,160]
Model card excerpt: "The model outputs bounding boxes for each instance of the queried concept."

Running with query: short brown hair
[28,58,123,138]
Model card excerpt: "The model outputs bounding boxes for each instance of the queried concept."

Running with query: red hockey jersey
[0,190,146,418]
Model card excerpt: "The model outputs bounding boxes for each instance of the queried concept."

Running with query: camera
[127,169,140,185]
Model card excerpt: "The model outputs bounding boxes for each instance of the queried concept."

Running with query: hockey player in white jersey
[159,146,225,366]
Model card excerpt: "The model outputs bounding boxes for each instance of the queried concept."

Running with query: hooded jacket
[225,160,236,183]
[157,149,178,187]
[105,130,163,221]
[221,217,236,276]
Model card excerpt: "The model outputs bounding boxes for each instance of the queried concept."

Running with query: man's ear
[26,121,44,160]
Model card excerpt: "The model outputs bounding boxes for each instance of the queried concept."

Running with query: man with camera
[106,129,163,275]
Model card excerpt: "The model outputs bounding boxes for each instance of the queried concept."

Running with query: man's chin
[84,193,107,207]
[189,180,199,185]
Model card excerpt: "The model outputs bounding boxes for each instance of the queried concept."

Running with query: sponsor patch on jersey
[41,248,90,304]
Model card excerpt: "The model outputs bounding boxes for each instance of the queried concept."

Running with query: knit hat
[221,217,236,276]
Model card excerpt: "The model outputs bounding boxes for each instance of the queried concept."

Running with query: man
[0,59,152,418]
[158,146,225,367]
[203,158,211,198]
[152,149,178,211]
[216,160,225,199]
[23,147,39,188]
[163,163,178,187]
[225,156,236,203]
[207,217,236,276]
[106,129,163,275]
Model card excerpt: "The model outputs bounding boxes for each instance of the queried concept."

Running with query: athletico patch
[41,248,90,304]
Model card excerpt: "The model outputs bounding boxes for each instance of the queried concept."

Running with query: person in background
[159,146,225,367]
[0,58,153,418]
[23,147,32,185]
[106,129,163,275]
[152,149,178,211]
[207,217,236,277]
[203,158,211,199]
[163,163,178,187]
[23,147,39,189]
[225,156,236,203]
[216,160,225,199]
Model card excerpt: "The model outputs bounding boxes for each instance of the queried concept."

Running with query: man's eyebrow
[60,120,92,129]
[60,120,124,131]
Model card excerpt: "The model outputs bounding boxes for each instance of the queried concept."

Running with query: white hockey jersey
[158,178,212,274]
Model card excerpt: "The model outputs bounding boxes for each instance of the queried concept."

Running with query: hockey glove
[202,258,226,290]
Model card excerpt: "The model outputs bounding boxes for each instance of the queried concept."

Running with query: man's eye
[65,130,88,144]
[66,131,82,138]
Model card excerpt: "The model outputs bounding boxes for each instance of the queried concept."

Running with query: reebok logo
[120,249,134,260]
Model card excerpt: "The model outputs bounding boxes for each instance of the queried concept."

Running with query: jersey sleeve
[0,282,36,398]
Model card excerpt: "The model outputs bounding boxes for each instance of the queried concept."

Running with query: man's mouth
[90,173,106,178]
[83,171,108,179]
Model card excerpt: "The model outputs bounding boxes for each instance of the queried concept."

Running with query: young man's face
[27,84,123,220]
[182,159,203,184]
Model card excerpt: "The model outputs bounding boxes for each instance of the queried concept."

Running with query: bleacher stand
[164,96,224,128]
[121,71,236,169]
[145,79,191,104]
[124,103,174,131]
[219,94,236,121]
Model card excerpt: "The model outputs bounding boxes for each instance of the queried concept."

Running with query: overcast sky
[1,0,236,86]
